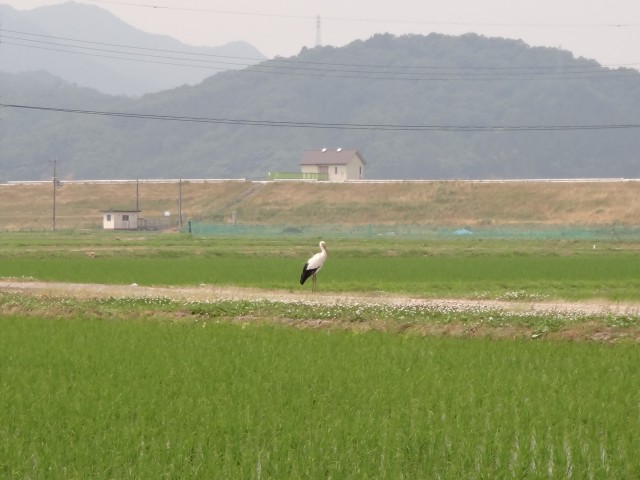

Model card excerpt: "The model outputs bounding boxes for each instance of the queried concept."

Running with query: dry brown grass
[1,180,640,230]
[237,181,640,226]
[0,180,252,230]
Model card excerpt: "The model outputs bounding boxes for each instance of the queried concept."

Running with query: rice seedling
[1,247,639,301]
[1,233,639,477]
[1,314,638,478]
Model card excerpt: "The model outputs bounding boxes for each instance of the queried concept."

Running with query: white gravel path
[1,280,639,318]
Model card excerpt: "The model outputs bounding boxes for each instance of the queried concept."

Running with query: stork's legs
[312,273,317,292]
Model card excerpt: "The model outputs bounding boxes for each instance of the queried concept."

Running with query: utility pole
[315,14,322,47]
[51,158,58,231]
[178,178,183,230]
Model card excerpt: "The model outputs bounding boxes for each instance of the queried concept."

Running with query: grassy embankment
[2,180,640,230]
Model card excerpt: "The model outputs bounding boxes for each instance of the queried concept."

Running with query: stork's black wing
[300,262,318,285]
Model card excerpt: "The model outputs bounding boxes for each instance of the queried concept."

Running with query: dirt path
[1,280,639,318]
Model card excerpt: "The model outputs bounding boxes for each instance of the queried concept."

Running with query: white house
[299,148,366,182]
[103,210,142,230]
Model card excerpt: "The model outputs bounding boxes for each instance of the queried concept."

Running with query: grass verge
[1,292,639,342]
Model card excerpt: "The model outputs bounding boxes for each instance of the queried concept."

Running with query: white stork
[300,241,328,292]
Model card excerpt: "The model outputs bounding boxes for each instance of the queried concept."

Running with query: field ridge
[2,280,640,342]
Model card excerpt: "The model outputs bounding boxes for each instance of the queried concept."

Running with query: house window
[106,214,111,222]
[335,167,338,174]
[122,214,129,222]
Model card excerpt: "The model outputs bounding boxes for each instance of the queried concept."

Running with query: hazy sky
[5,0,640,68]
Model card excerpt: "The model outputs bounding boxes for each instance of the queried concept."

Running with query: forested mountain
[2,33,640,181]
[0,2,265,96]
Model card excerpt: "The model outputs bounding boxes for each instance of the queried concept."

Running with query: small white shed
[103,210,141,230]
[300,148,366,182]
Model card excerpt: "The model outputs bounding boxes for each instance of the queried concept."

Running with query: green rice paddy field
[1,232,640,300]
[1,233,640,478]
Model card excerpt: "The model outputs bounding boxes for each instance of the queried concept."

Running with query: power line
[86,0,322,21]
[0,29,261,63]
[2,103,639,132]
[6,29,639,73]
[5,41,636,81]
[85,0,640,28]
[3,32,639,81]
[0,38,254,69]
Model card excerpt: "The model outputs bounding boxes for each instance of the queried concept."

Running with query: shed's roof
[102,210,142,213]
[299,149,366,166]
